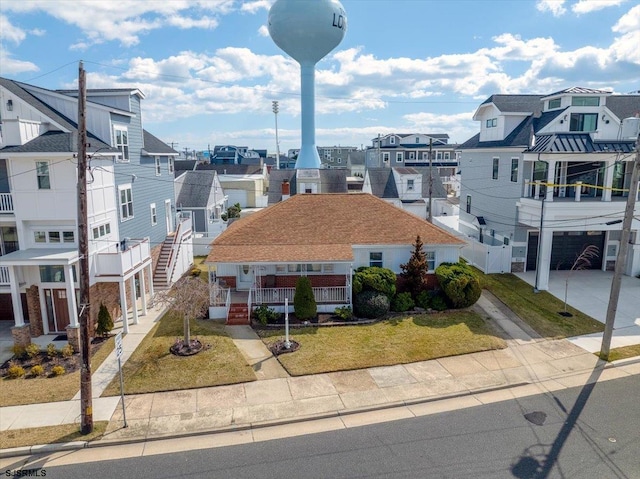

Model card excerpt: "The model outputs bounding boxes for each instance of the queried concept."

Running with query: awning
[0,248,79,266]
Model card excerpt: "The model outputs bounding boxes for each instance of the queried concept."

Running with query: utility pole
[272,101,281,170]
[77,60,93,434]
[183,147,190,160]
[600,131,640,360]
[428,138,433,222]
[168,141,179,150]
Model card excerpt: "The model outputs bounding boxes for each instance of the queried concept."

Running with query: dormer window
[570,113,598,132]
[415,137,420,143]
[114,126,129,162]
[572,97,600,107]
[486,118,497,128]
[407,179,414,190]
[548,98,561,109]
[389,137,395,145]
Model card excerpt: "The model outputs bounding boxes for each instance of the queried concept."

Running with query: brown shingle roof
[207,193,464,263]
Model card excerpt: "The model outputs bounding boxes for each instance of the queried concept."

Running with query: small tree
[294,276,317,320]
[154,275,210,347]
[96,302,114,337]
[400,235,429,298]
[221,203,242,221]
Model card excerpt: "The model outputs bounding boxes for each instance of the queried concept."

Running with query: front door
[237,265,253,290]
[45,289,71,332]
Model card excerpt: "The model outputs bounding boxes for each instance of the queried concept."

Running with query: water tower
[268,0,347,170]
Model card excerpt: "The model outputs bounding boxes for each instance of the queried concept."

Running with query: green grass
[0,422,109,450]
[474,268,605,338]
[0,337,115,407]
[257,311,507,376]
[598,344,640,362]
[193,256,209,281]
[101,311,256,396]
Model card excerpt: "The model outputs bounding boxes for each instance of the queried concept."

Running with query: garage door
[226,189,248,208]
[526,231,605,271]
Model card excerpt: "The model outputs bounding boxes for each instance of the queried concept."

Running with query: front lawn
[598,344,640,362]
[101,311,256,396]
[475,269,604,338]
[257,311,506,376]
[0,421,108,450]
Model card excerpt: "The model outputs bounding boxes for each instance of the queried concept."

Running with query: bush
[46,343,58,359]
[7,362,25,379]
[400,235,430,297]
[435,262,482,308]
[416,290,431,309]
[96,302,114,337]
[12,345,26,359]
[61,344,75,358]
[334,306,353,321]
[253,304,281,325]
[294,276,317,320]
[430,292,448,311]
[391,292,415,312]
[354,290,390,319]
[190,267,202,277]
[25,343,40,359]
[51,365,66,377]
[352,266,397,299]
[30,365,45,377]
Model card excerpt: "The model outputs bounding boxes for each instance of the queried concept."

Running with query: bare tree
[562,244,599,315]
[153,275,210,348]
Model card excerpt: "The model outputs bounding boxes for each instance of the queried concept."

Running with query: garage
[526,231,605,271]
[225,189,248,208]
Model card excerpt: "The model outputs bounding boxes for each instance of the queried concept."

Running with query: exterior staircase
[153,234,176,290]
[227,303,250,325]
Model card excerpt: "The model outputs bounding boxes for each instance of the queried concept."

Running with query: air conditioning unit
[621,117,640,139]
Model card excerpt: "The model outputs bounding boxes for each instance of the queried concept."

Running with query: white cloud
[258,24,270,37]
[536,0,567,16]
[241,1,272,14]
[0,14,26,43]
[572,0,627,14]
[612,4,640,33]
[0,50,39,74]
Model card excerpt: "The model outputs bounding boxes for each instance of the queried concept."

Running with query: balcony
[0,266,9,286]
[95,238,151,277]
[0,193,14,214]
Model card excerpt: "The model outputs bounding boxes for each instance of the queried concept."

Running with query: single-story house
[205,193,465,322]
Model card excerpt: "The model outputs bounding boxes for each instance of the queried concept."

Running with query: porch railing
[0,266,10,285]
[0,193,13,213]
[253,286,348,305]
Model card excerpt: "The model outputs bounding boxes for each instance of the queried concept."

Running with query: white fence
[461,241,512,274]
[253,286,348,305]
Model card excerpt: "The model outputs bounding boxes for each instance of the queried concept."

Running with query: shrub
[294,276,317,320]
[30,365,45,377]
[7,362,25,379]
[51,365,66,377]
[96,302,114,337]
[416,290,431,309]
[435,262,482,308]
[61,344,75,358]
[190,267,202,277]
[12,345,26,359]
[25,343,40,359]
[391,292,415,312]
[334,306,353,321]
[354,290,390,319]
[430,292,448,311]
[47,343,58,359]
[352,266,397,299]
[400,235,430,297]
[253,304,280,325]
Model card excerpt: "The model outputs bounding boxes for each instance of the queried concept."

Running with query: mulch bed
[0,336,110,378]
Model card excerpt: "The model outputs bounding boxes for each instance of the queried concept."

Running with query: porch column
[534,229,553,291]
[119,280,129,334]
[8,266,24,327]
[130,275,139,325]
[66,264,79,327]
[139,270,147,316]
[147,263,154,300]
[602,162,613,202]
[545,160,556,202]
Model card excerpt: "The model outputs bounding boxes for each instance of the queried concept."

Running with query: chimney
[282,179,290,200]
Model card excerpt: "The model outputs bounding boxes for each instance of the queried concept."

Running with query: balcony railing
[95,238,151,276]
[0,266,9,285]
[253,286,348,305]
[0,193,14,213]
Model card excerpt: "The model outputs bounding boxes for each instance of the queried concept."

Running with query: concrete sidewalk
[2,291,640,457]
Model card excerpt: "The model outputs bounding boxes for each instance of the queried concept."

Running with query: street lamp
[272,100,281,170]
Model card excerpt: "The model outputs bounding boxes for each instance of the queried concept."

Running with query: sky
[1,0,639,155]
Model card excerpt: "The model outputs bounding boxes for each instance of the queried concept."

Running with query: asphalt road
[8,374,640,479]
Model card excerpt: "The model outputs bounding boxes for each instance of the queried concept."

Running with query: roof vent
[621,117,640,139]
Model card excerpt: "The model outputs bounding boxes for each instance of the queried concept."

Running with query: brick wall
[271,275,347,288]
[511,262,525,273]
[26,285,43,337]
[219,276,237,288]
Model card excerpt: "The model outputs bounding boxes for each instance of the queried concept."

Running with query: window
[571,96,599,107]
[425,251,435,271]
[415,137,420,143]
[407,179,414,190]
[150,203,157,226]
[444,152,450,160]
[396,152,403,163]
[510,158,519,182]
[369,252,383,267]
[437,151,443,160]
[119,184,134,221]
[48,231,60,243]
[155,157,161,176]
[492,158,499,180]
[422,152,429,160]
[548,98,561,109]
[486,118,497,128]
[409,152,415,160]
[63,231,74,243]
[389,137,395,145]
[570,113,598,132]
[288,264,301,273]
[114,126,129,161]
[466,195,471,214]
[36,161,50,189]
[306,264,322,273]
[168,157,174,174]
[40,265,65,283]
[337,158,342,163]
[34,231,46,243]
[383,153,390,163]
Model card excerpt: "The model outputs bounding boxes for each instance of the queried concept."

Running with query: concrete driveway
[515,270,640,352]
